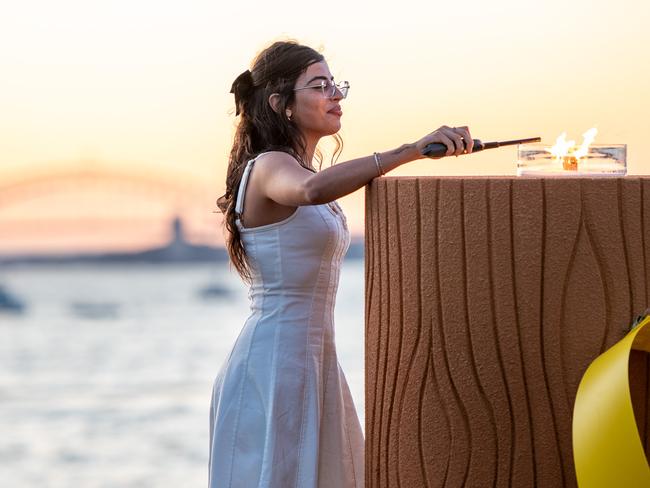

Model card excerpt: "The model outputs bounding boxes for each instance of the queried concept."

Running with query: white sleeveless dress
[208,152,365,488]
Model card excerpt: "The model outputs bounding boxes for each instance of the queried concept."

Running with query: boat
[197,283,233,301]
[0,285,26,314]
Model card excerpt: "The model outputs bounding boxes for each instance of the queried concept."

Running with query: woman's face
[289,61,344,139]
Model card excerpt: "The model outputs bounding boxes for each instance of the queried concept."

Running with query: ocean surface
[0,260,365,487]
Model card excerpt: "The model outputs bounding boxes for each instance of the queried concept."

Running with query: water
[0,260,365,487]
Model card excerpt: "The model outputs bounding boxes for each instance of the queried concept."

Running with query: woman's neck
[302,135,320,171]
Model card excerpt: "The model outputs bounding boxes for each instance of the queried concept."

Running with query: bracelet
[373,152,385,176]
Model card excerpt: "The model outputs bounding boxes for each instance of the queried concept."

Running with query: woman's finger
[435,132,455,157]
[440,127,465,156]
[456,126,473,153]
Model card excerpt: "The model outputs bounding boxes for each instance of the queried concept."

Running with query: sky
[1,0,649,252]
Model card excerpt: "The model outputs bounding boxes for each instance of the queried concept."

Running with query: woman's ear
[268,93,281,114]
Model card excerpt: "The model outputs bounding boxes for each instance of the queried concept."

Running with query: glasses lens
[328,82,335,98]
[319,80,349,98]
[327,81,349,98]
[338,81,349,98]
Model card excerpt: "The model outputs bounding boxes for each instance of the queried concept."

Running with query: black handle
[422,139,484,158]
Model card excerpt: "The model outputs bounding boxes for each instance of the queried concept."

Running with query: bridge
[0,161,226,254]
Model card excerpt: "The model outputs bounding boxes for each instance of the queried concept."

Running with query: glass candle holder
[517,144,627,176]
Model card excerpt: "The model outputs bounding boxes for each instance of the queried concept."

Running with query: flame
[547,132,576,159]
[545,127,598,169]
[574,127,598,159]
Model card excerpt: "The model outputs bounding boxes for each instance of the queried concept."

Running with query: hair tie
[230,69,255,116]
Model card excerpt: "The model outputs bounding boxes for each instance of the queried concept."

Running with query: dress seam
[330,209,347,337]
[294,206,335,488]
[259,228,284,485]
[316,207,342,483]
[327,209,347,350]
[331,210,356,486]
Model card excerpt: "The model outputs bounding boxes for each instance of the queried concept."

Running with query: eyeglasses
[293,79,350,99]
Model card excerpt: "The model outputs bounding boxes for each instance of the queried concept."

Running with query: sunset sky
[1,0,649,252]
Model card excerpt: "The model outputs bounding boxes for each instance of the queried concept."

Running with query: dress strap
[234,152,271,217]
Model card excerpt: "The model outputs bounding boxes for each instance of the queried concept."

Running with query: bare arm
[303,143,421,204]
[254,143,418,207]
[256,125,473,206]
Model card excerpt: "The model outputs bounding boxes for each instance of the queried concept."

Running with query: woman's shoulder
[254,149,295,160]
[252,151,297,170]
[253,150,315,173]
[254,147,297,159]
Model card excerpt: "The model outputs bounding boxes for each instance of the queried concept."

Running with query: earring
[285,109,292,121]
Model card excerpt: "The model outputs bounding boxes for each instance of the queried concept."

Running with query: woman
[211,40,473,488]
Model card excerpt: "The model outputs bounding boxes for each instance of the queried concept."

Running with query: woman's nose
[330,88,344,101]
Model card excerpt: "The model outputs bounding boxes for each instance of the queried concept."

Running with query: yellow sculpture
[573,314,650,486]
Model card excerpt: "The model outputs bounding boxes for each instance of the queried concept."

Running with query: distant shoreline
[0,239,364,266]
[0,216,364,266]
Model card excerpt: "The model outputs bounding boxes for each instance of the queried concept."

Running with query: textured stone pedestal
[364,177,650,488]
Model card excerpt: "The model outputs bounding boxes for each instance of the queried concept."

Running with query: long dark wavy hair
[217,40,344,284]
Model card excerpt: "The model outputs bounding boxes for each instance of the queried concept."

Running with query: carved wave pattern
[364,177,650,487]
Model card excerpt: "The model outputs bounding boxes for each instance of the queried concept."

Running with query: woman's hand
[413,125,474,159]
